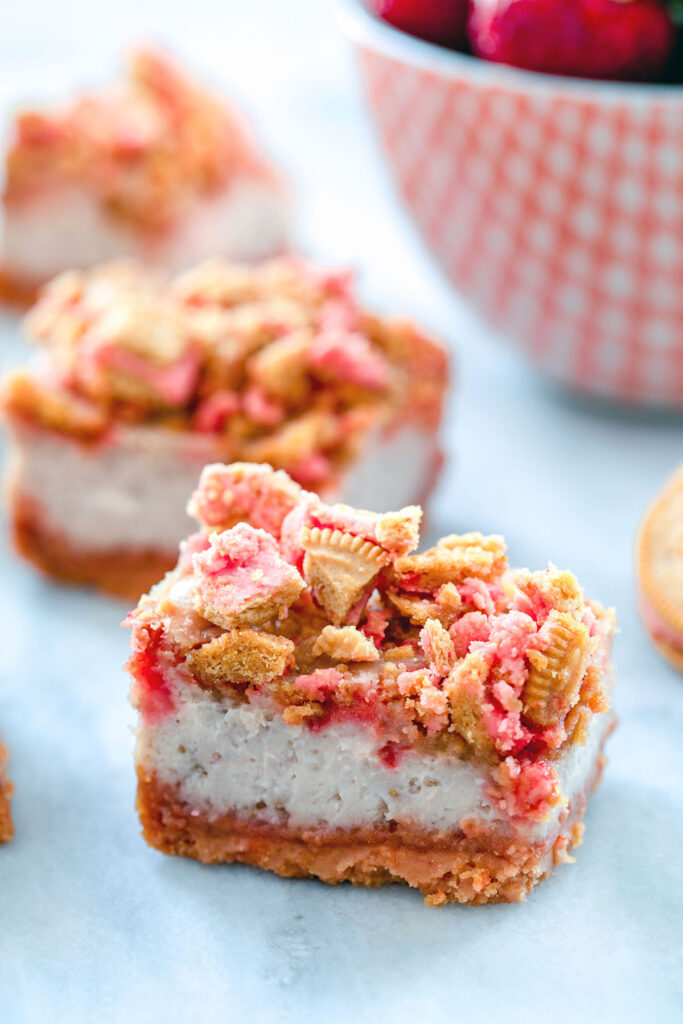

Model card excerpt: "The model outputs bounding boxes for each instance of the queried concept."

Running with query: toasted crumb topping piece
[523,611,591,727]
[387,584,462,627]
[1,371,107,440]
[395,533,507,591]
[193,523,305,629]
[443,653,498,763]
[375,506,422,557]
[302,527,388,624]
[248,329,312,402]
[188,628,295,688]
[420,618,456,677]
[312,625,379,663]
[515,566,585,618]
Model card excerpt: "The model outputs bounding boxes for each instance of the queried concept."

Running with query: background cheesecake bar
[0,741,13,844]
[2,258,447,599]
[127,463,615,905]
[0,49,289,304]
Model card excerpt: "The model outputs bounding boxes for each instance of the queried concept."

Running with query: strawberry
[370,0,469,47]
[467,0,676,80]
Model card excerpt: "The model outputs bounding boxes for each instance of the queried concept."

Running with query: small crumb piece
[386,589,459,628]
[420,618,456,677]
[193,523,305,629]
[188,628,295,687]
[282,703,324,725]
[522,611,590,727]
[312,625,380,662]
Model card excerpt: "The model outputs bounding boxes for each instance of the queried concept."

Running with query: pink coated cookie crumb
[193,522,304,629]
[307,329,390,391]
[450,611,491,658]
[293,668,344,701]
[491,758,562,821]
[93,342,201,405]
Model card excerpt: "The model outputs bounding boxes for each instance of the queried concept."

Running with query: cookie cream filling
[136,682,612,840]
[1,177,289,283]
[8,420,438,553]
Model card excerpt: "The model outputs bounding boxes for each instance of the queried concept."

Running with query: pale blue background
[0,2,682,1021]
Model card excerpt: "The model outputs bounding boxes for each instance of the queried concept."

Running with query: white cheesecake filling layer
[137,684,612,840]
[1,178,288,282]
[10,420,437,553]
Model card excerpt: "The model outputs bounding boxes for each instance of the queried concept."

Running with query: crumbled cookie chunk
[515,566,585,618]
[1,372,107,440]
[282,703,324,725]
[522,611,590,727]
[397,668,449,732]
[420,618,455,677]
[375,506,422,557]
[247,329,313,402]
[81,295,199,407]
[395,533,507,591]
[193,523,305,629]
[188,628,295,687]
[443,652,498,762]
[312,625,379,663]
[386,584,462,628]
[302,527,388,624]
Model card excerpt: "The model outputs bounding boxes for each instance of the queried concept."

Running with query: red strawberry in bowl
[369,0,469,46]
[467,0,676,80]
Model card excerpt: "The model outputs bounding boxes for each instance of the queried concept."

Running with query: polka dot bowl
[339,0,683,407]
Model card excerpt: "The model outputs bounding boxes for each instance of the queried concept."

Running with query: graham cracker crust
[0,744,14,844]
[13,498,176,602]
[136,768,597,906]
[0,267,40,308]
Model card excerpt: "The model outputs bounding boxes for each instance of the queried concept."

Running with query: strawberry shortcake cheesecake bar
[1,258,447,598]
[0,49,288,304]
[127,462,615,905]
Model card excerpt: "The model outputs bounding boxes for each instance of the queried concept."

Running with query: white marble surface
[1,2,683,1021]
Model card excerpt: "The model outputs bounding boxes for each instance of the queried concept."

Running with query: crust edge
[135,755,605,905]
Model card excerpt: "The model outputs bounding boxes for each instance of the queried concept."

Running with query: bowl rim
[337,0,683,103]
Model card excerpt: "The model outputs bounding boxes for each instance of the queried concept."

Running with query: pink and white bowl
[339,0,683,408]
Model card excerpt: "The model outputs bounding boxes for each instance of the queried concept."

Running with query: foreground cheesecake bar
[127,463,615,905]
[2,258,447,599]
[0,741,13,843]
[0,49,288,304]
